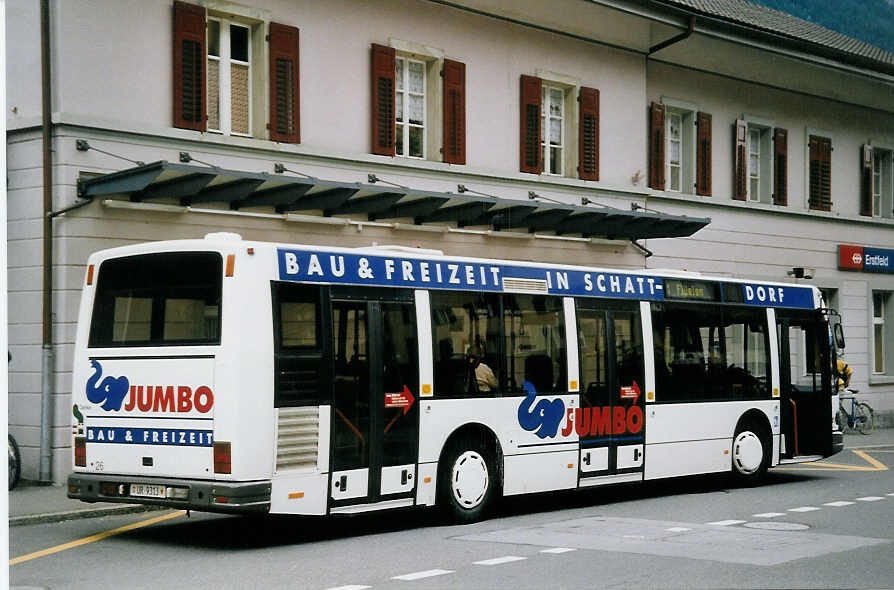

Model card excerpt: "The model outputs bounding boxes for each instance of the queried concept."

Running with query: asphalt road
[10,448,894,590]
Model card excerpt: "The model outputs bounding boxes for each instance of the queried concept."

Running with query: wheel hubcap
[451,450,489,509]
[733,431,763,474]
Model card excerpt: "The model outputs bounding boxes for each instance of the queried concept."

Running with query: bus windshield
[88,251,222,347]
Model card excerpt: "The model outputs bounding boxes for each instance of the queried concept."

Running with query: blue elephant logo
[86,360,130,411]
[517,391,565,439]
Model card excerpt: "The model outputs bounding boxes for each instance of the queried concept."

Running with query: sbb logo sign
[838,245,864,271]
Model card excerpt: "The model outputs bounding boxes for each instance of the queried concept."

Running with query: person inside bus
[836,355,852,391]
[467,344,498,393]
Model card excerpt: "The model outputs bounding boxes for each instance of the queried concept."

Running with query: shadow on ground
[126,469,828,551]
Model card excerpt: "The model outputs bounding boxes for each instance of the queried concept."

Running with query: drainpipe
[39,0,54,483]
[648,16,695,55]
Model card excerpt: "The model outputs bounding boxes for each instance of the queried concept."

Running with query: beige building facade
[7,0,894,482]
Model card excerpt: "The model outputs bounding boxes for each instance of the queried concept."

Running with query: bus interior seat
[524,354,553,393]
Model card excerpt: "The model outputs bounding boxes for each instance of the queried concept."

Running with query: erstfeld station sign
[839,244,894,273]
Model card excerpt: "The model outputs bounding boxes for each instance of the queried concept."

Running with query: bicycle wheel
[836,409,848,433]
[856,403,874,435]
[8,434,21,490]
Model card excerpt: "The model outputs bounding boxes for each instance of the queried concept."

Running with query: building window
[659,100,697,194]
[371,43,466,164]
[873,292,890,375]
[173,2,298,142]
[395,56,426,159]
[748,127,760,201]
[667,111,683,191]
[207,18,251,136]
[873,148,893,218]
[541,85,565,175]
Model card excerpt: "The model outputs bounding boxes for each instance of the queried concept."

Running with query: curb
[10,504,164,527]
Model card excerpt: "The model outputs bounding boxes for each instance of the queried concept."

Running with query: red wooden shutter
[809,136,832,211]
[173,1,206,131]
[578,87,599,181]
[733,119,747,201]
[696,112,712,196]
[269,23,300,143]
[860,144,873,216]
[773,128,788,206]
[371,44,396,156]
[519,75,542,174]
[648,102,665,190]
[442,59,466,165]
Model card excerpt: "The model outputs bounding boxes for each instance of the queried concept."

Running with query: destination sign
[276,248,817,309]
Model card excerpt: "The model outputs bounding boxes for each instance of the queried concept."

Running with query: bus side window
[273,283,326,407]
[503,294,566,394]
[430,291,501,397]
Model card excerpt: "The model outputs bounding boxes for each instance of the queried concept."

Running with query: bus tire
[731,420,770,485]
[438,436,496,524]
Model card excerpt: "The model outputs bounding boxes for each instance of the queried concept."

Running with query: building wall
[644,61,894,410]
[6,0,894,481]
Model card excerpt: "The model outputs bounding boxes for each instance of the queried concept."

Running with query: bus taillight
[213,441,231,474]
[74,436,87,467]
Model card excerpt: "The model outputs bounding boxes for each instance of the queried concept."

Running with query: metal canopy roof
[77,160,710,240]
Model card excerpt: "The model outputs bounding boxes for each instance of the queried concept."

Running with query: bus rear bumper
[67,473,271,514]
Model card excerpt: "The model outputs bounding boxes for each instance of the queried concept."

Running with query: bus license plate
[130,484,166,499]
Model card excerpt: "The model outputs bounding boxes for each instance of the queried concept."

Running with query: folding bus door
[329,288,420,511]
[776,310,833,459]
[576,301,646,483]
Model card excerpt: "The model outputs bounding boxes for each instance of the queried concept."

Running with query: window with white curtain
[541,85,565,175]
[667,111,682,192]
[395,57,426,159]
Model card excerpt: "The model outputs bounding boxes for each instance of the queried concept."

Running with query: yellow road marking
[778,449,888,472]
[10,510,186,566]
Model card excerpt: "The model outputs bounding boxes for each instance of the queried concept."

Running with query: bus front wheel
[438,437,496,523]
[731,421,770,485]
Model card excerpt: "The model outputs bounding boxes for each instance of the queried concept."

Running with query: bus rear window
[89,252,222,347]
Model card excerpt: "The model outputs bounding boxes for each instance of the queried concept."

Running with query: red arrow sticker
[620,380,641,404]
[385,385,416,415]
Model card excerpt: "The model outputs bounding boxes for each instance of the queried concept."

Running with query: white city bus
[68,233,843,521]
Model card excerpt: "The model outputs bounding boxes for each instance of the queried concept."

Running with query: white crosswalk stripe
[788,506,820,512]
[474,556,527,566]
[707,520,746,526]
[541,547,577,554]
[752,512,785,518]
[856,496,885,502]
[824,501,855,507]
[666,527,692,532]
[392,569,454,581]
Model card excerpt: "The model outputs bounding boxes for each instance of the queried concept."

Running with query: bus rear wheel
[731,421,770,485]
[439,437,496,523]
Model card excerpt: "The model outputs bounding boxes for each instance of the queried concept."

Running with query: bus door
[576,300,646,481]
[776,311,833,458]
[329,288,420,509]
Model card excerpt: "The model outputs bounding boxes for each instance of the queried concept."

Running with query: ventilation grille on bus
[501,277,549,293]
[276,406,319,472]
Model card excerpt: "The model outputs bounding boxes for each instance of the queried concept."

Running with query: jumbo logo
[517,391,566,439]
[517,390,644,439]
[86,360,214,413]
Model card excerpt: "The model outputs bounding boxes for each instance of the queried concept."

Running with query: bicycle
[837,389,874,435]
[8,434,21,490]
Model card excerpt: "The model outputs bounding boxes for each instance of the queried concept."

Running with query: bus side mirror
[833,323,845,350]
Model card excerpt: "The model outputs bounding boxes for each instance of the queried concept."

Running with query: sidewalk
[8,429,894,527]
[8,481,162,527]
